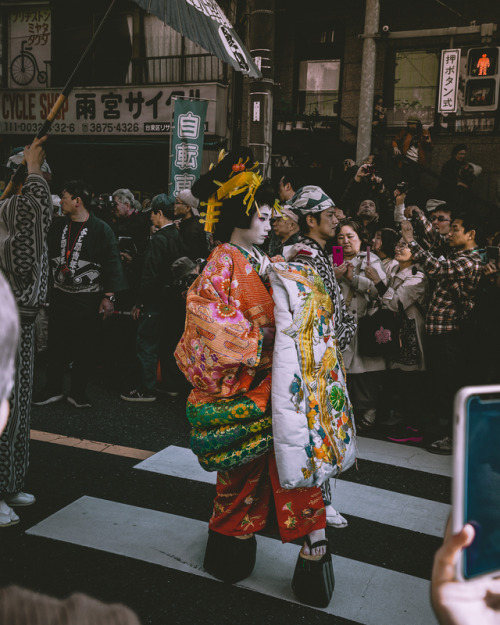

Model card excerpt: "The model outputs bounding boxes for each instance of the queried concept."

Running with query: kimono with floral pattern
[175,243,275,470]
[175,243,326,541]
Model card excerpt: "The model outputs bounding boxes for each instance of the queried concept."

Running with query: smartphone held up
[332,245,343,267]
[453,385,500,581]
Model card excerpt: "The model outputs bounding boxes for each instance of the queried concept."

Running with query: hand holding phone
[332,245,344,267]
[431,522,500,625]
[453,385,500,581]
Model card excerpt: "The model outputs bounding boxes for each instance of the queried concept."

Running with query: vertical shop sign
[438,49,460,113]
[170,99,208,196]
[9,9,51,89]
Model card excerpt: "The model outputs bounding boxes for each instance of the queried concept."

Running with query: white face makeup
[232,204,273,251]
[248,204,272,245]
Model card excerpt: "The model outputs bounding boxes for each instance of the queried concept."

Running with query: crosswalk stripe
[356,438,452,477]
[26,495,438,625]
[134,445,450,537]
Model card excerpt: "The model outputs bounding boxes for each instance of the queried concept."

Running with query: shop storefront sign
[8,8,51,89]
[0,84,227,136]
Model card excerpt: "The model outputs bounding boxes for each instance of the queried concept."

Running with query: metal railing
[130,54,227,84]
[42,54,228,88]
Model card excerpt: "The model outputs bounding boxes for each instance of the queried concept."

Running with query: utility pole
[356,0,380,164]
[247,0,275,178]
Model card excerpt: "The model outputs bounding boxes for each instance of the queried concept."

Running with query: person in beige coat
[366,236,429,443]
[334,219,387,428]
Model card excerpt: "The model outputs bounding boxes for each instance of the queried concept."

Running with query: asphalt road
[0,365,451,625]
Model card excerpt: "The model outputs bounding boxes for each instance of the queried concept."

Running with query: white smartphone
[453,385,500,581]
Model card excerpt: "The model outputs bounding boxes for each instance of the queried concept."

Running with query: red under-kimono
[175,243,325,542]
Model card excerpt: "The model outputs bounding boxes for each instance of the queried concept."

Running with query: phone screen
[332,246,343,267]
[463,394,500,579]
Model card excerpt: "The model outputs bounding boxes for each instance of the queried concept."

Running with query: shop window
[298,60,340,117]
[389,50,439,126]
[142,15,224,84]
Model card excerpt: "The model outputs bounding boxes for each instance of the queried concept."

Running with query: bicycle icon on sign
[10,40,47,86]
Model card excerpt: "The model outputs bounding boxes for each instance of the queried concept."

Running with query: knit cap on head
[288,185,335,216]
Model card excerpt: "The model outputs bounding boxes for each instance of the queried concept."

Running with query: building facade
[1,0,499,207]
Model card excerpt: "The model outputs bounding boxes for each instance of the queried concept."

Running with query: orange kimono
[175,243,325,542]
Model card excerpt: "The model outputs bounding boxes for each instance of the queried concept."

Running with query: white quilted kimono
[269,261,356,489]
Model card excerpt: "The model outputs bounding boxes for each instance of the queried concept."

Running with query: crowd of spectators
[19,123,499,462]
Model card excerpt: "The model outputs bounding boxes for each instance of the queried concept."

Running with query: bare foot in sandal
[302,529,327,558]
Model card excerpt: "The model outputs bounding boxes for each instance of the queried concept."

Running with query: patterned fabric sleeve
[334,282,357,351]
[411,244,480,282]
[0,175,51,273]
[176,246,269,399]
[412,210,447,252]
[0,174,52,308]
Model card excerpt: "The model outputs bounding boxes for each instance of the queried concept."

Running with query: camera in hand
[395,181,409,194]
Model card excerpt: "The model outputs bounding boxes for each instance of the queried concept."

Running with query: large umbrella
[1,0,260,198]
[134,0,261,79]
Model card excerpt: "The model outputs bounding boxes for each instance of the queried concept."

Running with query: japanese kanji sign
[170,98,208,197]
[0,85,226,136]
[438,49,461,114]
[8,9,51,89]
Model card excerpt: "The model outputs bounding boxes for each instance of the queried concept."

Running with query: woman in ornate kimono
[175,154,353,607]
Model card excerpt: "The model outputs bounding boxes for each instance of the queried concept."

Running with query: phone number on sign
[1,122,141,133]
[2,122,76,133]
[83,123,140,133]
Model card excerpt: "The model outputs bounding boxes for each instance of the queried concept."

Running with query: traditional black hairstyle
[187,147,282,242]
[214,180,278,243]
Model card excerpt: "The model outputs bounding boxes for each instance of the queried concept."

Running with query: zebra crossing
[26,437,451,625]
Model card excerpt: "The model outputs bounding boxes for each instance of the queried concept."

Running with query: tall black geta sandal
[292,536,335,608]
[203,529,257,584]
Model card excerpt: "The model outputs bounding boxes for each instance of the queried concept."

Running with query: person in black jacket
[174,191,209,261]
[34,180,128,409]
[340,163,396,237]
[121,194,187,402]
